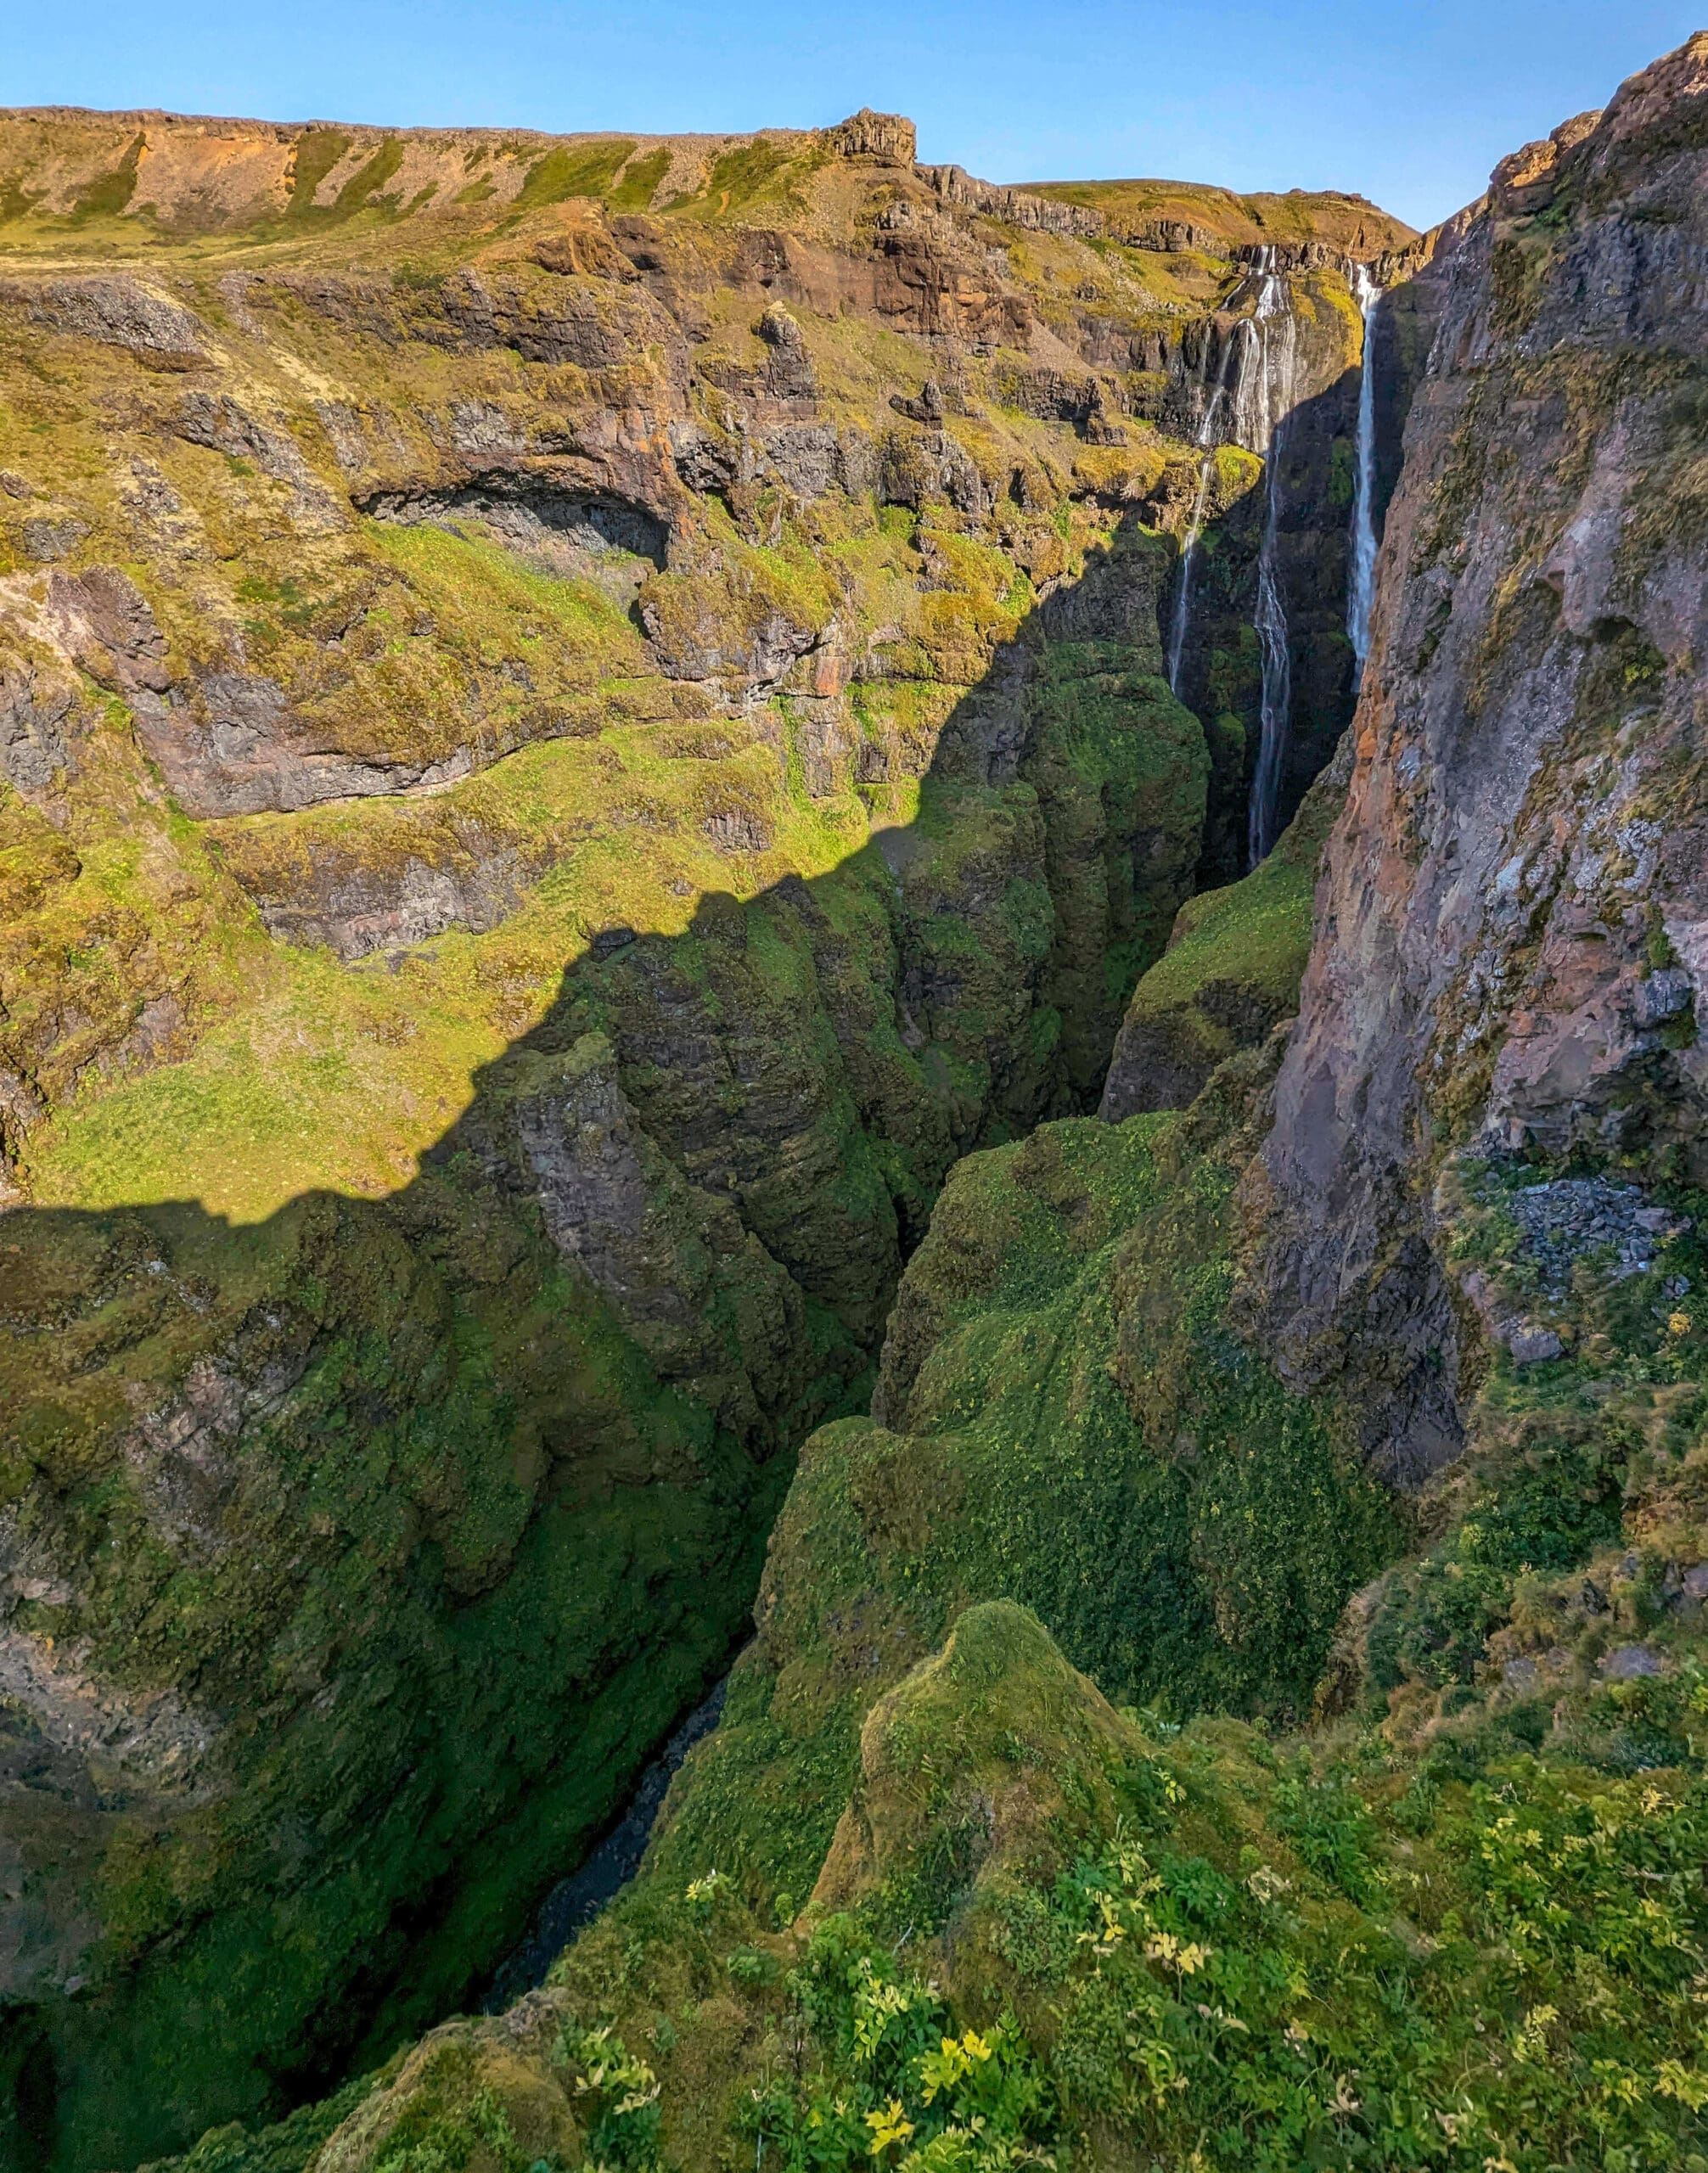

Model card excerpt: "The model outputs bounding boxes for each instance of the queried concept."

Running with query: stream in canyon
[481,1677,731,2008]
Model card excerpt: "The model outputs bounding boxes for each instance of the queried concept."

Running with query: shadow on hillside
[1161,355,1406,885]
[0,502,1271,2172]
[2,216,1451,2139]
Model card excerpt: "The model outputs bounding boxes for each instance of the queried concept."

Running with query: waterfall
[1346,261,1383,673]
[1165,335,1236,693]
[1235,247,1299,868]
[1163,245,1302,865]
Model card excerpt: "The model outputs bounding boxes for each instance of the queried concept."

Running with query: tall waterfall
[1237,248,1299,868]
[1165,336,1235,693]
[1346,261,1384,673]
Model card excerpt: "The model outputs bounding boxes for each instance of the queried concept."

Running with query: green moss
[610,148,670,211]
[334,139,406,215]
[285,130,353,216]
[316,1594,1708,2173]
[514,138,638,211]
[70,134,142,222]
[681,138,816,218]
[135,2069,383,2173]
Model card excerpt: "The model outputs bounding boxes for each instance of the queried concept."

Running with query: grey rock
[46,567,171,693]
[756,304,816,402]
[1506,1323,1564,1366]
[0,665,75,793]
[703,808,773,854]
[20,515,88,562]
[764,424,840,500]
[1597,1642,1666,1680]
[255,849,537,961]
[1632,968,1694,1027]
[0,273,210,364]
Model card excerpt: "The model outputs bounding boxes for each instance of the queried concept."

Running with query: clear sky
[3,2,1702,233]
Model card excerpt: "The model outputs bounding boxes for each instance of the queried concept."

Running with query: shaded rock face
[360,480,670,574]
[1257,35,1708,1482]
[1160,244,1452,884]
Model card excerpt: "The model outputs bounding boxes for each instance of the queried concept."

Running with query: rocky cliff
[1258,33,1708,1479]
[0,98,1416,2170]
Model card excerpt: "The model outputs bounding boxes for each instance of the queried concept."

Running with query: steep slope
[209,35,1708,2173]
[0,102,1419,2170]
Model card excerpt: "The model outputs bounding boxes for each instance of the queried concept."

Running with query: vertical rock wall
[1256,36,1708,1479]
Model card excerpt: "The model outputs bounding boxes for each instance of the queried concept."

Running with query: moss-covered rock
[1099,736,1346,1118]
[283,1591,1708,2173]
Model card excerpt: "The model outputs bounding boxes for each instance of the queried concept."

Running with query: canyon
[0,33,1705,2173]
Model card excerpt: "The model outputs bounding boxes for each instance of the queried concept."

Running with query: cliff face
[0,103,1414,2170]
[79,34,1708,2173]
[1258,34,1708,1479]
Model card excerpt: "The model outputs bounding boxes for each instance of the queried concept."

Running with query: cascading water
[1236,247,1299,868]
[1165,336,1236,693]
[1346,261,1384,675]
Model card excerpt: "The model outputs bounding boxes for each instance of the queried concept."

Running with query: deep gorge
[3,42,1708,2171]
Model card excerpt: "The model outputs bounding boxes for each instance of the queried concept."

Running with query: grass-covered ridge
[199,979,1708,2170]
[0,494,1211,2167]
[220,1593,1708,2172]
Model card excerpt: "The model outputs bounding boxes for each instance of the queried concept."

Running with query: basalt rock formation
[0,100,1416,2170]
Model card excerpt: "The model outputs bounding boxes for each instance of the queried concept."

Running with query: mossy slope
[1099,736,1346,1117]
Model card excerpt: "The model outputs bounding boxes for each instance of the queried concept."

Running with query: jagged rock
[0,665,76,793]
[826,109,917,164]
[756,302,816,401]
[18,515,87,563]
[922,162,1106,238]
[0,273,209,366]
[45,566,171,693]
[890,378,946,424]
[134,669,471,817]
[1597,1642,1666,1680]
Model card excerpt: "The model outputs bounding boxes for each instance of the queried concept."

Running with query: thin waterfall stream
[1240,247,1299,868]
[1165,337,1235,693]
[1346,260,1384,674]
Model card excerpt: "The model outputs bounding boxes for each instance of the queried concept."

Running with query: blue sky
[4,3,1701,231]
